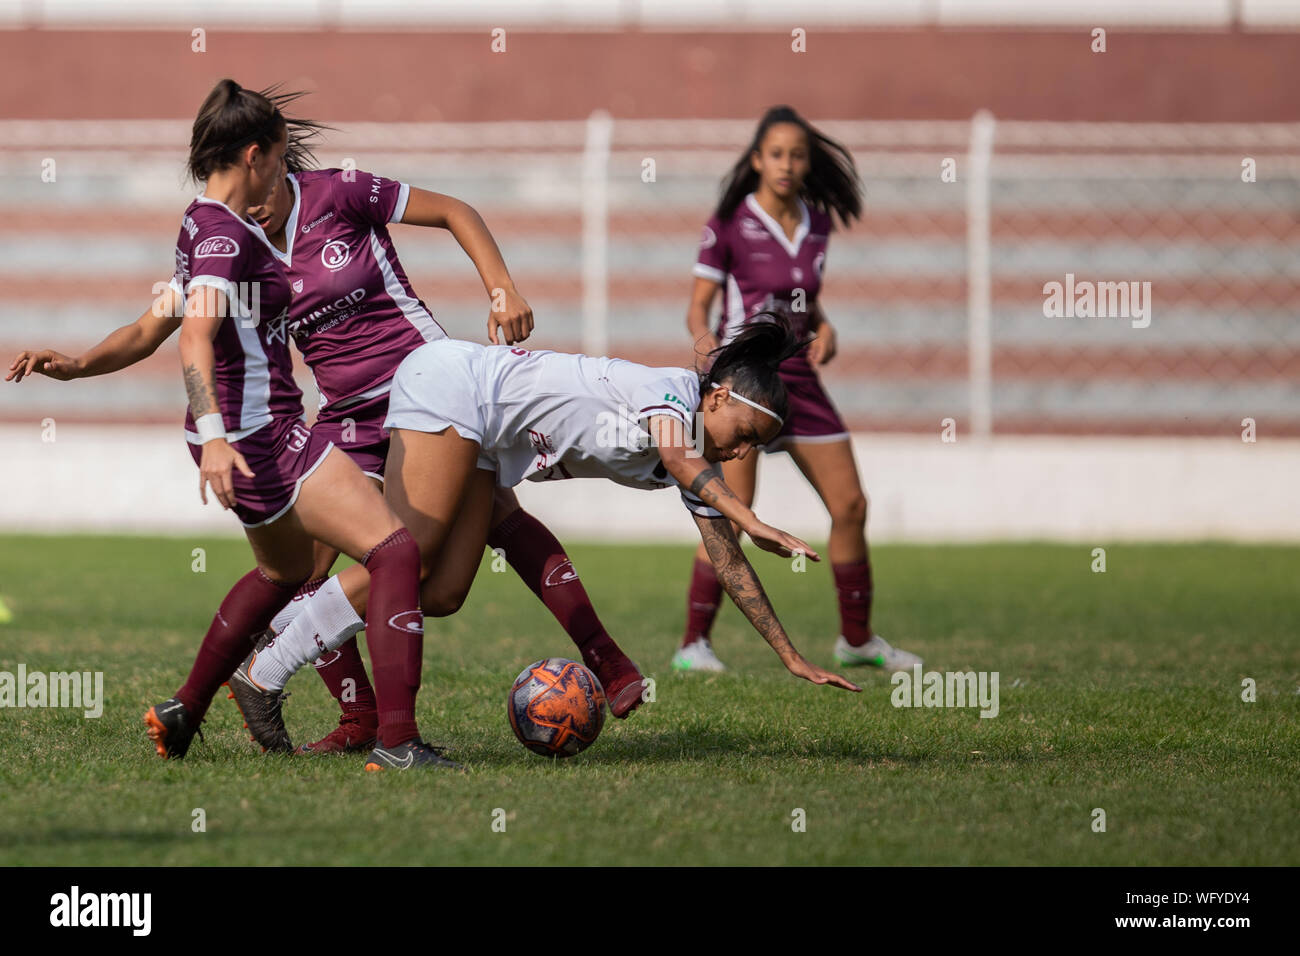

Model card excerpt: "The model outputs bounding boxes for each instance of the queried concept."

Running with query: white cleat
[672,638,728,672]
[833,634,922,672]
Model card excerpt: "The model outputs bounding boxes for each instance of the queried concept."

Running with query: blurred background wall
[2,1,1298,539]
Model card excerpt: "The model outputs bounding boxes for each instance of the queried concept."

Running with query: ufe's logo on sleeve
[194,236,240,258]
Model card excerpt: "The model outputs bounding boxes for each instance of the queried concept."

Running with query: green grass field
[0,534,1296,866]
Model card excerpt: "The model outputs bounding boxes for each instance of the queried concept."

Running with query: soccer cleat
[227,652,293,753]
[143,697,201,760]
[363,738,463,772]
[671,637,727,672]
[592,657,647,719]
[296,712,379,755]
[833,634,922,672]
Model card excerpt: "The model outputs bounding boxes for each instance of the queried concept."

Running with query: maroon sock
[313,636,377,717]
[362,529,424,748]
[833,559,874,646]
[488,509,631,674]
[175,568,301,722]
[683,558,723,647]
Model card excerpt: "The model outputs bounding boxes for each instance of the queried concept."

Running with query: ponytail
[699,312,802,423]
[187,79,328,182]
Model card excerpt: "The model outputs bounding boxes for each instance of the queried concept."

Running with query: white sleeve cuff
[692,263,725,283]
[389,182,411,224]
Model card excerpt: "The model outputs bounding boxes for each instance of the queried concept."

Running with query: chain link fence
[2,116,1297,435]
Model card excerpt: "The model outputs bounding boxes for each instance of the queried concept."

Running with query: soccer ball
[508,658,607,758]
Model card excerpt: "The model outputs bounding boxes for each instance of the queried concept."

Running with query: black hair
[715,105,862,229]
[699,312,803,423]
[187,79,327,182]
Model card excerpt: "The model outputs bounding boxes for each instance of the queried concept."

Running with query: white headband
[713,385,784,427]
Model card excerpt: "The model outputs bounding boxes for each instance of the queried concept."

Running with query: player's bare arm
[179,288,254,509]
[649,414,820,561]
[400,186,533,345]
[693,510,858,692]
[6,285,182,383]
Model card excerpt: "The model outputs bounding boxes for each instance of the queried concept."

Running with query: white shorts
[384,339,497,473]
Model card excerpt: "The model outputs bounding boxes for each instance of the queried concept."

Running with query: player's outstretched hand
[199,439,254,510]
[786,656,861,692]
[745,520,820,562]
[6,349,82,383]
[488,287,534,345]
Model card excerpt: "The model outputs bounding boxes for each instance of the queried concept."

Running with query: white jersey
[385,339,722,517]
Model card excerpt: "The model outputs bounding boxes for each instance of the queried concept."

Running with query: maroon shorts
[764,352,850,454]
[188,416,335,528]
[312,392,392,480]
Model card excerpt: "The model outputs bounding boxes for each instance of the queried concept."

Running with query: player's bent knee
[421,588,467,618]
[832,492,868,529]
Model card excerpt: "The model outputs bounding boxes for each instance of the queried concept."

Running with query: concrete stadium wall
[1,426,1294,542]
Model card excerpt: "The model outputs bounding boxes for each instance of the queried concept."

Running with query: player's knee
[831,491,868,530]
[421,587,467,618]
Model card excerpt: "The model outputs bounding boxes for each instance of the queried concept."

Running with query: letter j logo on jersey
[387,611,424,634]
[321,240,351,271]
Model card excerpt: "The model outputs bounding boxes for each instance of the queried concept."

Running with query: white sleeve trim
[389,182,411,224]
[168,276,187,317]
[692,263,725,283]
[186,275,239,301]
[680,490,723,518]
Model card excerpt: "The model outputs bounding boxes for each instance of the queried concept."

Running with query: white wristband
[195,413,227,444]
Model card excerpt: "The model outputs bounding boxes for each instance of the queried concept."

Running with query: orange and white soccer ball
[508,658,606,757]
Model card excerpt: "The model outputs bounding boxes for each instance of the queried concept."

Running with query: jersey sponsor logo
[664,392,691,411]
[700,225,716,249]
[388,610,424,634]
[510,347,530,357]
[321,239,351,271]
[286,422,310,451]
[182,215,199,239]
[292,288,366,336]
[740,217,770,243]
[195,236,240,258]
[301,211,335,234]
[265,309,290,345]
[543,559,580,588]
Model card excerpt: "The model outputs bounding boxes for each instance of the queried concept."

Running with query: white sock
[249,576,363,691]
[268,578,324,636]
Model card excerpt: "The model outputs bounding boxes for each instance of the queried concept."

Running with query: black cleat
[363,738,463,772]
[144,697,201,760]
[227,651,293,753]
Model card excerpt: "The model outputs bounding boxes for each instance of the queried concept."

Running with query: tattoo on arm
[183,362,215,418]
[689,466,742,510]
[695,514,794,659]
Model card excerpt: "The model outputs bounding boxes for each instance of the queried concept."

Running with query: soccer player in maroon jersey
[673,105,923,674]
[8,95,645,756]
[132,79,436,767]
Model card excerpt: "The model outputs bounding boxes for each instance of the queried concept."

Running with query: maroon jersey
[276,169,445,411]
[692,193,831,343]
[171,197,297,441]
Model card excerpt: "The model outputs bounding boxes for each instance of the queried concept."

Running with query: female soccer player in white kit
[247,318,861,769]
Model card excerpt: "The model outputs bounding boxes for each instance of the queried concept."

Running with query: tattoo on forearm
[690,467,741,510]
[183,362,214,418]
[697,516,793,657]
